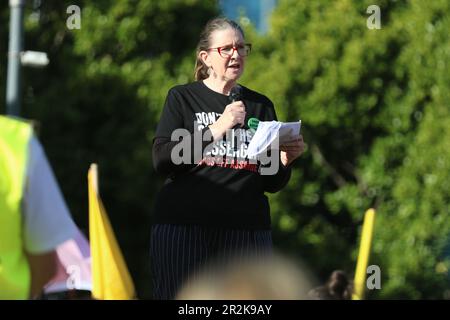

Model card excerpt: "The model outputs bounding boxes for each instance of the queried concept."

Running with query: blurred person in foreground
[308,270,353,300]
[0,115,78,299]
[176,252,315,300]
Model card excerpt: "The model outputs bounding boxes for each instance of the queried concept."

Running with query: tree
[240,0,450,298]
[1,0,218,298]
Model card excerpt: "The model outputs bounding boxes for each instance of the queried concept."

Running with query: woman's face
[201,28,247,83]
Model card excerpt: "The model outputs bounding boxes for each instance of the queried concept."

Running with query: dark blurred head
[308,270,353,300]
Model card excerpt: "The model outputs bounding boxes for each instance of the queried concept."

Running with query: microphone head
[229,85,243,102]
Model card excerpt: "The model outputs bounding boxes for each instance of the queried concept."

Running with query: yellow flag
[88,164,136,300]
[352,208,376,300]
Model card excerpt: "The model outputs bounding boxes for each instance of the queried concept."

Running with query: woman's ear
[199,50,211,68]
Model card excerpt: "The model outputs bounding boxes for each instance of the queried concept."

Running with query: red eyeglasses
[208,43,252,58]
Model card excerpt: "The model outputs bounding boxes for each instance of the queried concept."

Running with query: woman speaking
[150,17,305,299]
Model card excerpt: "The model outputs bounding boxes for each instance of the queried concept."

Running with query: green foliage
[1,0,218,298]
[241,0,450,298]
[1,0,449,298]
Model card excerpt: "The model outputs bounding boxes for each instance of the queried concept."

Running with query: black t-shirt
[152,81,292,229]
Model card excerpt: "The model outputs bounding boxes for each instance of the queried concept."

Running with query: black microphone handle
[228,85,246,136]
[230,98,246,153]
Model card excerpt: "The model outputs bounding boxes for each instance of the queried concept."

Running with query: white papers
[247,120,301,158]
[247,121,281,158]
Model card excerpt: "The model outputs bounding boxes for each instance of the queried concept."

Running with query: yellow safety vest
[0,115,32,299]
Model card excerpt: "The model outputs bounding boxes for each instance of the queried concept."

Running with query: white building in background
[219,0,277,34]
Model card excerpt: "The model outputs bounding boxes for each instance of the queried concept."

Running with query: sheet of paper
[279,121,302,144]
[247,120,301,158]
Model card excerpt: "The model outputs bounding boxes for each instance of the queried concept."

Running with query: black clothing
[152,81,292,229]
[150,224,272,299]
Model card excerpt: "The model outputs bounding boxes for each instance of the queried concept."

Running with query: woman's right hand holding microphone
[208,101,246,141]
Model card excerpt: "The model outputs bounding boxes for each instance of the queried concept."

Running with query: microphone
[229,85,244,153]
[229,85,244,130]
[229,84,243,103]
